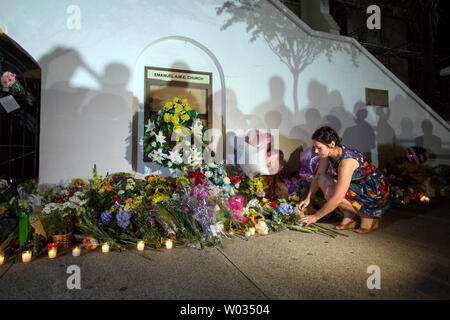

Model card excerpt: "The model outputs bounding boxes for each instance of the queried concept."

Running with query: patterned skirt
[344,171,391,218]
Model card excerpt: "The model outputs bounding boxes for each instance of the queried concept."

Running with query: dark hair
[312,126,342,146]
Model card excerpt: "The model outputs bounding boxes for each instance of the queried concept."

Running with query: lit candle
[22,251,32,263]
[137,241,145,251]
[249,227,256,236]
[72,246,81,257]
[48,248,57,259]
[0,252,4,265]
[102,243,110,253]
[165,239,173,249]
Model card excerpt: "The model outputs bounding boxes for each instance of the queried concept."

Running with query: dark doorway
[0,33,41,180]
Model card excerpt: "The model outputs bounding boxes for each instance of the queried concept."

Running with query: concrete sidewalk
[1,200,449,300]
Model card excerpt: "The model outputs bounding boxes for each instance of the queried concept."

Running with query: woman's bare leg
[317,174,378,231]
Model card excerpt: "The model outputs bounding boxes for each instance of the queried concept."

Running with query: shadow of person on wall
[252,76,293,131]
[80,62,132,175]
[38,48,99,183]
[374,107,396,169]
[342,101,375,161]
[414,119,442,161]
[395,117,415,148]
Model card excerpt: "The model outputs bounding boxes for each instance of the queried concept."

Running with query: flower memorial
[0,97,443,264]
[143,97,206,170]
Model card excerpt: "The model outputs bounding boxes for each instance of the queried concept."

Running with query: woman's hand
[299,214,318,226]
[298,198,310,211]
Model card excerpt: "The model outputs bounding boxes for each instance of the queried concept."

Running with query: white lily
[168,150,183,165]
[145,120,156,133]
[151,148,167,163]
[155,131,166,145]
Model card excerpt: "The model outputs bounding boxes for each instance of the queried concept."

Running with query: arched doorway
[0,32,41,180]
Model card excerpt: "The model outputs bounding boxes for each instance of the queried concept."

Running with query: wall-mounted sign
[366,88,389,108]
[143,66,213,162]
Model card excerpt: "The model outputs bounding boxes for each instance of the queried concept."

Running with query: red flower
[270,201,278,207]
[232,176,241,185]
[47,243,59,250]
[189,171,205,186]
[69,191,74,197]
[114,197,122,204]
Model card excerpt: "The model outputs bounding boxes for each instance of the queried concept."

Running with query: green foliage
[43,211,73,236]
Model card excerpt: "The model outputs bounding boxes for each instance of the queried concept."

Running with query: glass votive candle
[72,246,81,257]
[165,239,173,249]
[48,248,57,259]
[137,241,145,251]
[22,251,32,263]
[249,227,256,236]
[102,243,110,253]
[245,231,251,238]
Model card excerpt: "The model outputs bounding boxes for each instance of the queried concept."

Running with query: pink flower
[1,72,16,88]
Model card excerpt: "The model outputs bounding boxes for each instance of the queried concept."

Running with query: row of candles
[0,239,174,265]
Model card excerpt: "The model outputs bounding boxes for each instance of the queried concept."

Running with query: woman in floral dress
[299,126,390,233]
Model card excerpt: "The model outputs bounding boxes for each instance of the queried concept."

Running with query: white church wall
[1,0,448,184]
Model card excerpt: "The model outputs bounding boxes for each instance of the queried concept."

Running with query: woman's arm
[313,158,358,220]
[306,157,329,200]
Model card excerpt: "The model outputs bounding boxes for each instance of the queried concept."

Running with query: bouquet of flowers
[143,97,206,170]
[198,162,241,195]
[240,176,266,199]
[1,71,24,93]
[86,165,118,212]
[257,198,345,237]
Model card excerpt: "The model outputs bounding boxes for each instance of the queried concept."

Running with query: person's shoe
[335,219,356,230]
[355,219,379,234]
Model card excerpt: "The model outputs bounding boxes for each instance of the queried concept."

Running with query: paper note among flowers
[0,95,21,113]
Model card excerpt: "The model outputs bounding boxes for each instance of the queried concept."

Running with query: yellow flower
[171,115,179,124]
[76,209,85,216]
[125,202,131,211]
[110,206,115,213]
[181,114,190,121]
[262,198,268,203]
[174,104,183,113]
[152,194,169,204]
[292,195,300,202]
[173,97,180,103]
[133,196,144,205]
[182,98,189,105]
[176,177,190,186]
[163,113,172,123]
[164,102,173,110]
[99,187,105,194]
[184,105,192,112]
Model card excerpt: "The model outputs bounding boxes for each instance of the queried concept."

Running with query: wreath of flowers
[143,97,206,170]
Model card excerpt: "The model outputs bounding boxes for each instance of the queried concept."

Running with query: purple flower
[116,209,131,228]
[277,203,293,215]
[101,210,112,225]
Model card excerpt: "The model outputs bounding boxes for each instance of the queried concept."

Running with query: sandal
[335,219,356,230]
[355,219,379,234]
